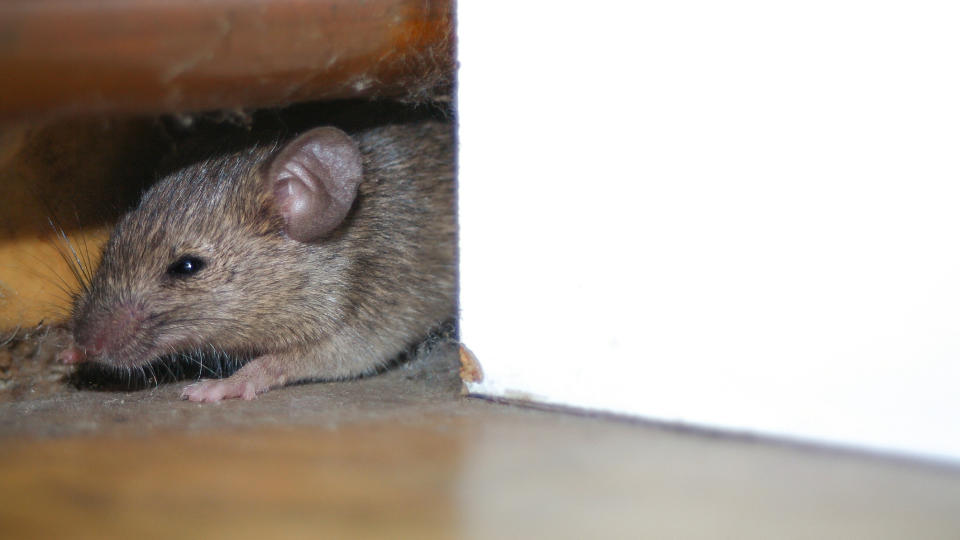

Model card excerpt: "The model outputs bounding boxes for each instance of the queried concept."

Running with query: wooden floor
[2,342,960,539]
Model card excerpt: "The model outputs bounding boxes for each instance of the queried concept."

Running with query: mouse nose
[76,302,148,357]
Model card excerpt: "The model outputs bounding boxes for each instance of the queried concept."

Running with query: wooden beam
[0,0,453,121]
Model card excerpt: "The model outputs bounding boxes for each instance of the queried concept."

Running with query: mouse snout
[75,302,148,358]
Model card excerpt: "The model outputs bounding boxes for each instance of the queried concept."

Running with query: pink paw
[181,379,261,403]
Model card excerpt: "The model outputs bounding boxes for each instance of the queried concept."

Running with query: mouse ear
[267,127,363,242]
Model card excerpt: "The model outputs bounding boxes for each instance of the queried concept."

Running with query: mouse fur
[62,120,456,402]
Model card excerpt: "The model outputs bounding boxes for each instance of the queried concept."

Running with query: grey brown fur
[66,120,456,401]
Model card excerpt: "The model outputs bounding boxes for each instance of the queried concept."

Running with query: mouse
[57,119,456,402]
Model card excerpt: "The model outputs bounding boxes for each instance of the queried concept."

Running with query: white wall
[458,1,960,463]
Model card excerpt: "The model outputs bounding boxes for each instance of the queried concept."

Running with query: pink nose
[81,302,147,357]
[57,346,87,365]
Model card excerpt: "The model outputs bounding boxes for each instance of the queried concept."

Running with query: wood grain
[2,406,960,539]
[0,0,453,121]
[0,424,461,540]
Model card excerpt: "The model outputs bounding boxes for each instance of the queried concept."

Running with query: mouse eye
[166,255,206,277]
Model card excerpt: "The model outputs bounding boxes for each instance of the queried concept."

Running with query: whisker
[25,246,82,304]
[158,360,176,382]
[0,326,20,347]
[146,363,159,388]
[72,208,97,282]
[46,218,92,295]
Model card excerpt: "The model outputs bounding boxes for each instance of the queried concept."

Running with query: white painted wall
[458,1,960,463]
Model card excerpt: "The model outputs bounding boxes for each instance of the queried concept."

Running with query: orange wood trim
[0,0,453,121]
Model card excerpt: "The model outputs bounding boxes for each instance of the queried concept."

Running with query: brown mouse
[58,120,456,402]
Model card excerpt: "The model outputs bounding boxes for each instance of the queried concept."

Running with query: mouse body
[60,120,456,402]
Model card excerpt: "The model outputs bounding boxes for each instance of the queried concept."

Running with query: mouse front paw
[180,354,285,402]
[181,378,261,402]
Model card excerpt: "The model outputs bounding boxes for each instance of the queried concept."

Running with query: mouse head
[69,127,364,367]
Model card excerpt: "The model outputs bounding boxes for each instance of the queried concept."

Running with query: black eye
[167,255,206,277]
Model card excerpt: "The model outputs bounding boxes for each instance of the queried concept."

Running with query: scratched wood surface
[1,341,959,539]
[2,404,960,540]
[0,424,461,540]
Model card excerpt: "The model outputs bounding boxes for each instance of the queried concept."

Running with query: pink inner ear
[267,127,363,242]
[273,176,333,236]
